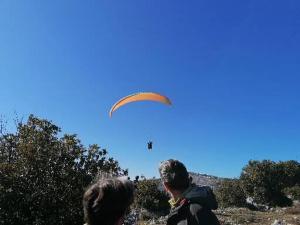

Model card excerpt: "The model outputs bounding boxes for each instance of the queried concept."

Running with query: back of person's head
[83,177,134,225]
[159,159,190,192]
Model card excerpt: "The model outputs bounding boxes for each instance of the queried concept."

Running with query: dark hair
[83,177,134,225]
[159,159,190,191]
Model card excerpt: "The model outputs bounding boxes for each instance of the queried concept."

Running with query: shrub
[134,179,170,214]
[215,179,247,208]
[284,185,300,201]
[0,115,126,225]
[240,160,298,206]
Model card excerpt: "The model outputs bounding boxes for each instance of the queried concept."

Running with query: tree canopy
[215,179,247,208]
[0,115,127,225]
[134,177,169,214]
[240,160,300,206]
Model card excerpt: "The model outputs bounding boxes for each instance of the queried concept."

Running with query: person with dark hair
[159,159,220,225]
[83,177,134,225]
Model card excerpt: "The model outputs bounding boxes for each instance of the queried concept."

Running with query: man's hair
[159,159,190,191]
[83,177,134,225]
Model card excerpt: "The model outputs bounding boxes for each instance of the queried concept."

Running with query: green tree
[134,179,169,214]
[284,185,300,201]
[215,179,246,208]
[0,115,127,225]
[240,160,299,206]
[276,160,300,188]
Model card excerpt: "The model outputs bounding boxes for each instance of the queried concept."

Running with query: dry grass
[285,205,300,215]
[215,204,300,225]
[138,204,300,225]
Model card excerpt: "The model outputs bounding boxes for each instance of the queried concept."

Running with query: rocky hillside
[156,172,225,191]
[189,172,226,189]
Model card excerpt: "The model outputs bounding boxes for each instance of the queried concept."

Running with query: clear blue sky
[1,1,300,178]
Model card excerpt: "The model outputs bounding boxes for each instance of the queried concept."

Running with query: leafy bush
[240,160,299,206]
[284,185,300,201]
[215,179,247,208]
[0,115,127,225]
[134,179,170,214]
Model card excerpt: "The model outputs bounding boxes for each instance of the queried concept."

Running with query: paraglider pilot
[147,141,152,150]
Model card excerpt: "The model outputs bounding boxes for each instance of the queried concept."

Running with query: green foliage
[134,179,170,214]
[240,160,299,207]
[0,115,126,225]
[215,179,247,208]
[284,185,300,201]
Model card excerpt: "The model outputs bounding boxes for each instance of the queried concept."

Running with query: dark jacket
[167,185,220,225]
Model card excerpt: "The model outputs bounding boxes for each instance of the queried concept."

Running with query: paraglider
[109,92,172,151]
[147,141,153,150]
[109,92,172,117]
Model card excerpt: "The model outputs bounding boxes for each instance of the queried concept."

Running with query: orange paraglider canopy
[109,92,172,117]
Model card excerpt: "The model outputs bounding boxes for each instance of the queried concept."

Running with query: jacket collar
[168,186,193,208]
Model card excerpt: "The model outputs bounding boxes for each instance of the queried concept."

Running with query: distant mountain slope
[156,172,226,191]
[189,172,226,190]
